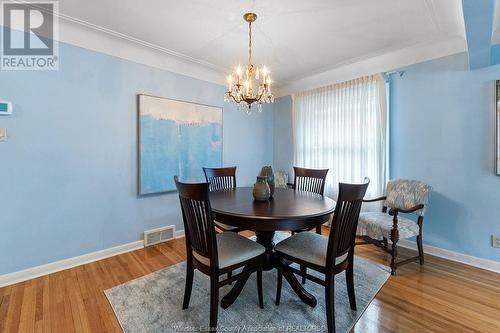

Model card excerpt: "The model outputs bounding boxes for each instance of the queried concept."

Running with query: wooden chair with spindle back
[203,167,242,233]
[291,167,330,283]
[275,179,369,333]
[203,166,245,283]
[203,166,237,192]
[292,166,329,234]
[293,167,329,197]
[175,176,265,332]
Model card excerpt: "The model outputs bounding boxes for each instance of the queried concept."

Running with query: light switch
[0,128,7,142]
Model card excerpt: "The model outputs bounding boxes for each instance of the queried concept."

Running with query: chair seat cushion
[357,212,419,240]
[214,221,240,232]
[193,232,265,269]
[275,232,348,267]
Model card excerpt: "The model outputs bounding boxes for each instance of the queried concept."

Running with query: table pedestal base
[255,231,276,271]
[220,230,317,309]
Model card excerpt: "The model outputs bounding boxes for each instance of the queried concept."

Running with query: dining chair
[203,166,245,283]
[274,180,369,333]
[175,176,265,332]
[356,179,432,275]
[291,166,329,235]
[291,166,330,284]
[203,166,243,233]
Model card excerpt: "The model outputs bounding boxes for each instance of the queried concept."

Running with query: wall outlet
[492,235,500,248]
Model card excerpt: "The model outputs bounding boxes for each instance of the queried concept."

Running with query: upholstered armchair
[357,179,432,275]
[274,169,289,189]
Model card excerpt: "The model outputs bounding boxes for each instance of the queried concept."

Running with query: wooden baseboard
[0,240,144,288]
[397,239,500,274]
[2,230,498,288]
[0,229,188,288]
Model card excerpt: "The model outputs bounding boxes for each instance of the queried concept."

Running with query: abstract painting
[138,94,222,195]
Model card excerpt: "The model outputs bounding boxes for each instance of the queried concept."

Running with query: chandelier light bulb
[236,65,242,79]
[262,66,268,77]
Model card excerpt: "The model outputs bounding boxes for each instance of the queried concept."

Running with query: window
[293,74,387,199]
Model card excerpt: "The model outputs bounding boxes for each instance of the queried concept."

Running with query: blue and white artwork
[138,95,222,195]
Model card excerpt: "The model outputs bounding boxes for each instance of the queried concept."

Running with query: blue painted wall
[462,0,494,69]
[0,41,273,275]
[390,52,500,262]
[272,96,293,179]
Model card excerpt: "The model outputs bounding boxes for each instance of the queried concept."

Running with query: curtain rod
[385,70,406,77]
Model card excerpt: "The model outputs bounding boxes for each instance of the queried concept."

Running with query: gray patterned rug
[105,257,389,333]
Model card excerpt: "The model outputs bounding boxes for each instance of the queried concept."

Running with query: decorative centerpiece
[253,176,271,201]
[259,166,275,196]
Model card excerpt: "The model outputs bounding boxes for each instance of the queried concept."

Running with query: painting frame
[496,81,500,176]
[137,94,223,196]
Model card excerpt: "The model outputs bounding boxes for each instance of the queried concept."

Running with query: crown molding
[57,19,227,86]
[5,0,227,85]
[274,36,467,97]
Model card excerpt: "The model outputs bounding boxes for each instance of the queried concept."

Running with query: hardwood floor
[1,227,499,332]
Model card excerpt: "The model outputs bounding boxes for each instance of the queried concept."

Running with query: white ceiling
[56,0,466,90]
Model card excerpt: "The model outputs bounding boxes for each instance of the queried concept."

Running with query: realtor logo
[1,1,59,70]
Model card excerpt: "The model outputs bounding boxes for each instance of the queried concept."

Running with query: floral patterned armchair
[357,179,432,275]
[274,169,289,189]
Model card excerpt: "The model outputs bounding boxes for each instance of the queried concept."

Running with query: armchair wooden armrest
[362,196,386,203]
[389,204,424,215]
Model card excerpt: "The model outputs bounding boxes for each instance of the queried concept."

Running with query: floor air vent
[144,225,175,246]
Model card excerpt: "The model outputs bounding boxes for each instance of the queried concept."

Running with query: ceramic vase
[253,176,271,201]
[259,166,275,196]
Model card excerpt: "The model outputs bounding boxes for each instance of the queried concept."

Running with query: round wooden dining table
[210,187,336,308]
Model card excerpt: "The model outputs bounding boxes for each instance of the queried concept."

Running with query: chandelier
[224,13,274,113]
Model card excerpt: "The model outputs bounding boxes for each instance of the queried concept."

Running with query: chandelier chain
[248,21,252,65]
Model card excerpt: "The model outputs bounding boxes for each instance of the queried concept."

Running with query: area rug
[105,257,389,333]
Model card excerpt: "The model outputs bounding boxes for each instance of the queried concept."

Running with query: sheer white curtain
[293,74,387,201]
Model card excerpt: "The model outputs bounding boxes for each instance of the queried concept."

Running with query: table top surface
[209,187,336,220]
